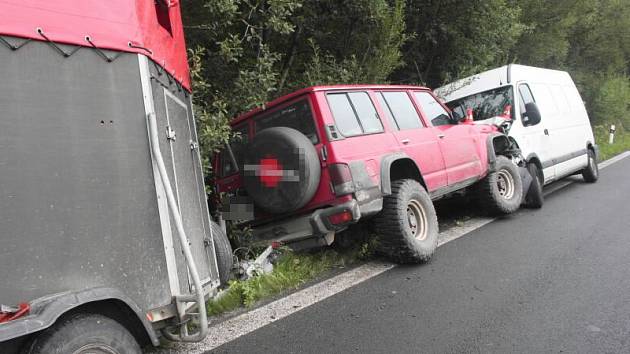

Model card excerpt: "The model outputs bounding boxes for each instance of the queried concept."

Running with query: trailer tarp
[0,0,191,90]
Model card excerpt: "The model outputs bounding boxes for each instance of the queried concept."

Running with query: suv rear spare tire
[475,155,523,215]
[242,127,321,214]
[374,179,439,264]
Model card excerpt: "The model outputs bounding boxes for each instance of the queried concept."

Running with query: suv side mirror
[523,102,541,126]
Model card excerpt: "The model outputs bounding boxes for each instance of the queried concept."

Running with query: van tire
[475,156,523,215]
[582,149,599,183]
[211,221,233,286]
[23,313,141,354]
[525,163,543,209]
[374,179,438,264]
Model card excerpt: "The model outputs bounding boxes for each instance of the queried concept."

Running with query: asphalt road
[209,156,630,354]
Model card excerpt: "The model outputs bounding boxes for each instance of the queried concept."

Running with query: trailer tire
[23,313,141,354]
[374,179,438,264]
[474,156,523,215]
[211,221,233,286]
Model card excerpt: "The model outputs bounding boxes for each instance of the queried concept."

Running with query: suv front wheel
[375,179,439,264]
[474,155,523,215]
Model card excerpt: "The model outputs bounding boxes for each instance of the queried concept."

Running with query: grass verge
[206,235,376,317]
[594,125,630,161]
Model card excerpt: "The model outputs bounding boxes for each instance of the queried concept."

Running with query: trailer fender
[0,287,159,347]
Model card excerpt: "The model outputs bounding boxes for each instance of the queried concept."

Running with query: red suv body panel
[214,85,500,243]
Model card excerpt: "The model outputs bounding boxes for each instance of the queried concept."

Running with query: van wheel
[475,156,523,215]
[211,221,234,286]
[524,163,543,209]
[23,314,141,354]
[374,179,438,264]
[582,149,599,183]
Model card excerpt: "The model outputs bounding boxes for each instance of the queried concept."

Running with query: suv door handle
[544,129,549,135]
[401,139,410,145]
[438,134,446,139]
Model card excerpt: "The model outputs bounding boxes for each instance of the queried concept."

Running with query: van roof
[231,84,431,125]
[435,64,574,103]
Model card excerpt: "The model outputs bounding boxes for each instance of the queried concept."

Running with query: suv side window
[327,92,383,137]
[518,84,535,120]
[377,92,423,130]
[414,91,452,126]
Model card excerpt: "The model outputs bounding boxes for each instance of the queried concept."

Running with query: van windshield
[446,86,514,122]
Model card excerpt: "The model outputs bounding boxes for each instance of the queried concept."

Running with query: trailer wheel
[24,314,141,354]
[211,221,234,286]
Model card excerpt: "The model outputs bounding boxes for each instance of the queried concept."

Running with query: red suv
[214,85,524,263]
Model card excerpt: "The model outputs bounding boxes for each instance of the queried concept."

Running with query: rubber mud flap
[242,127,321,214]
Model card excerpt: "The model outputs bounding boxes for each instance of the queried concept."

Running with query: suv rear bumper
[252,200,362,243]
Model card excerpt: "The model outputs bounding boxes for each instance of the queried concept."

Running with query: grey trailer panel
[146,61,220,290]
[0,38,179,313]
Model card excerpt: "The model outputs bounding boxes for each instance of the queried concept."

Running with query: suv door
[413,91,483,186]
[516,83,556,182]
[374,91,447,192]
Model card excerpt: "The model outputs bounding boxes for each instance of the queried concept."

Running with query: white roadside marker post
[609,124,616,144]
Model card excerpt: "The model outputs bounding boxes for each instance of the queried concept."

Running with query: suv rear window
[255,99,319,144]
[327,92,383,137]
[219,125,248,177]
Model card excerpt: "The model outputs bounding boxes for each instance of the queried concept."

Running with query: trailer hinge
[166,126,176,141]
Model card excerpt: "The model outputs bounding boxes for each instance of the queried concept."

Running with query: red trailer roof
[0,0,191,90]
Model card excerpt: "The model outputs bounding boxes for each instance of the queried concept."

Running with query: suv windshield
[446,86,514,122]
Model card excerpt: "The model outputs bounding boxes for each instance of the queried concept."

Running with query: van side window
[531,83,558,115]
[518,84,535,120]
[414,91,452,126]
[327,92,383,137]
[377,92,423,130]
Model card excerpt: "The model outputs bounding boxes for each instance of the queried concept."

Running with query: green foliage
[205,249,357,316]
[593,75,630,128]
[391,0,526,87]
[594,126,630,161]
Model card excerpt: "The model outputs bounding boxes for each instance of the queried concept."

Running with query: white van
[435,64,599,207]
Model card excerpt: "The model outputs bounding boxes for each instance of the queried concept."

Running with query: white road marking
[163,151,630,353]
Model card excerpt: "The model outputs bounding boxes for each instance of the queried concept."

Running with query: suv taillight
[328,163,354,196]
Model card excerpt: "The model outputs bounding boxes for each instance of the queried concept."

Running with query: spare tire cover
[242,127,321,214]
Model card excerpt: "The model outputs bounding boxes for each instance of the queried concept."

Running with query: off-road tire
[524,163,543,209]
[23,313,141,354]
[475,155,523,215]
[374,179,438,264]
[211,221,233,286]
[581,149,599,183]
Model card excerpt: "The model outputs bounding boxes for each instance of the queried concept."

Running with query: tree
[391,0,525,88]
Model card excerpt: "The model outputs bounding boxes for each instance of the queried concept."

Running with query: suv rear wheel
[475,155,523,215]
[374,179,438,264]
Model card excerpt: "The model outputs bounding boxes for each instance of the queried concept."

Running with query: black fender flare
[0,287,159,346]
[380,153,425,195]
[485,133,511,171]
